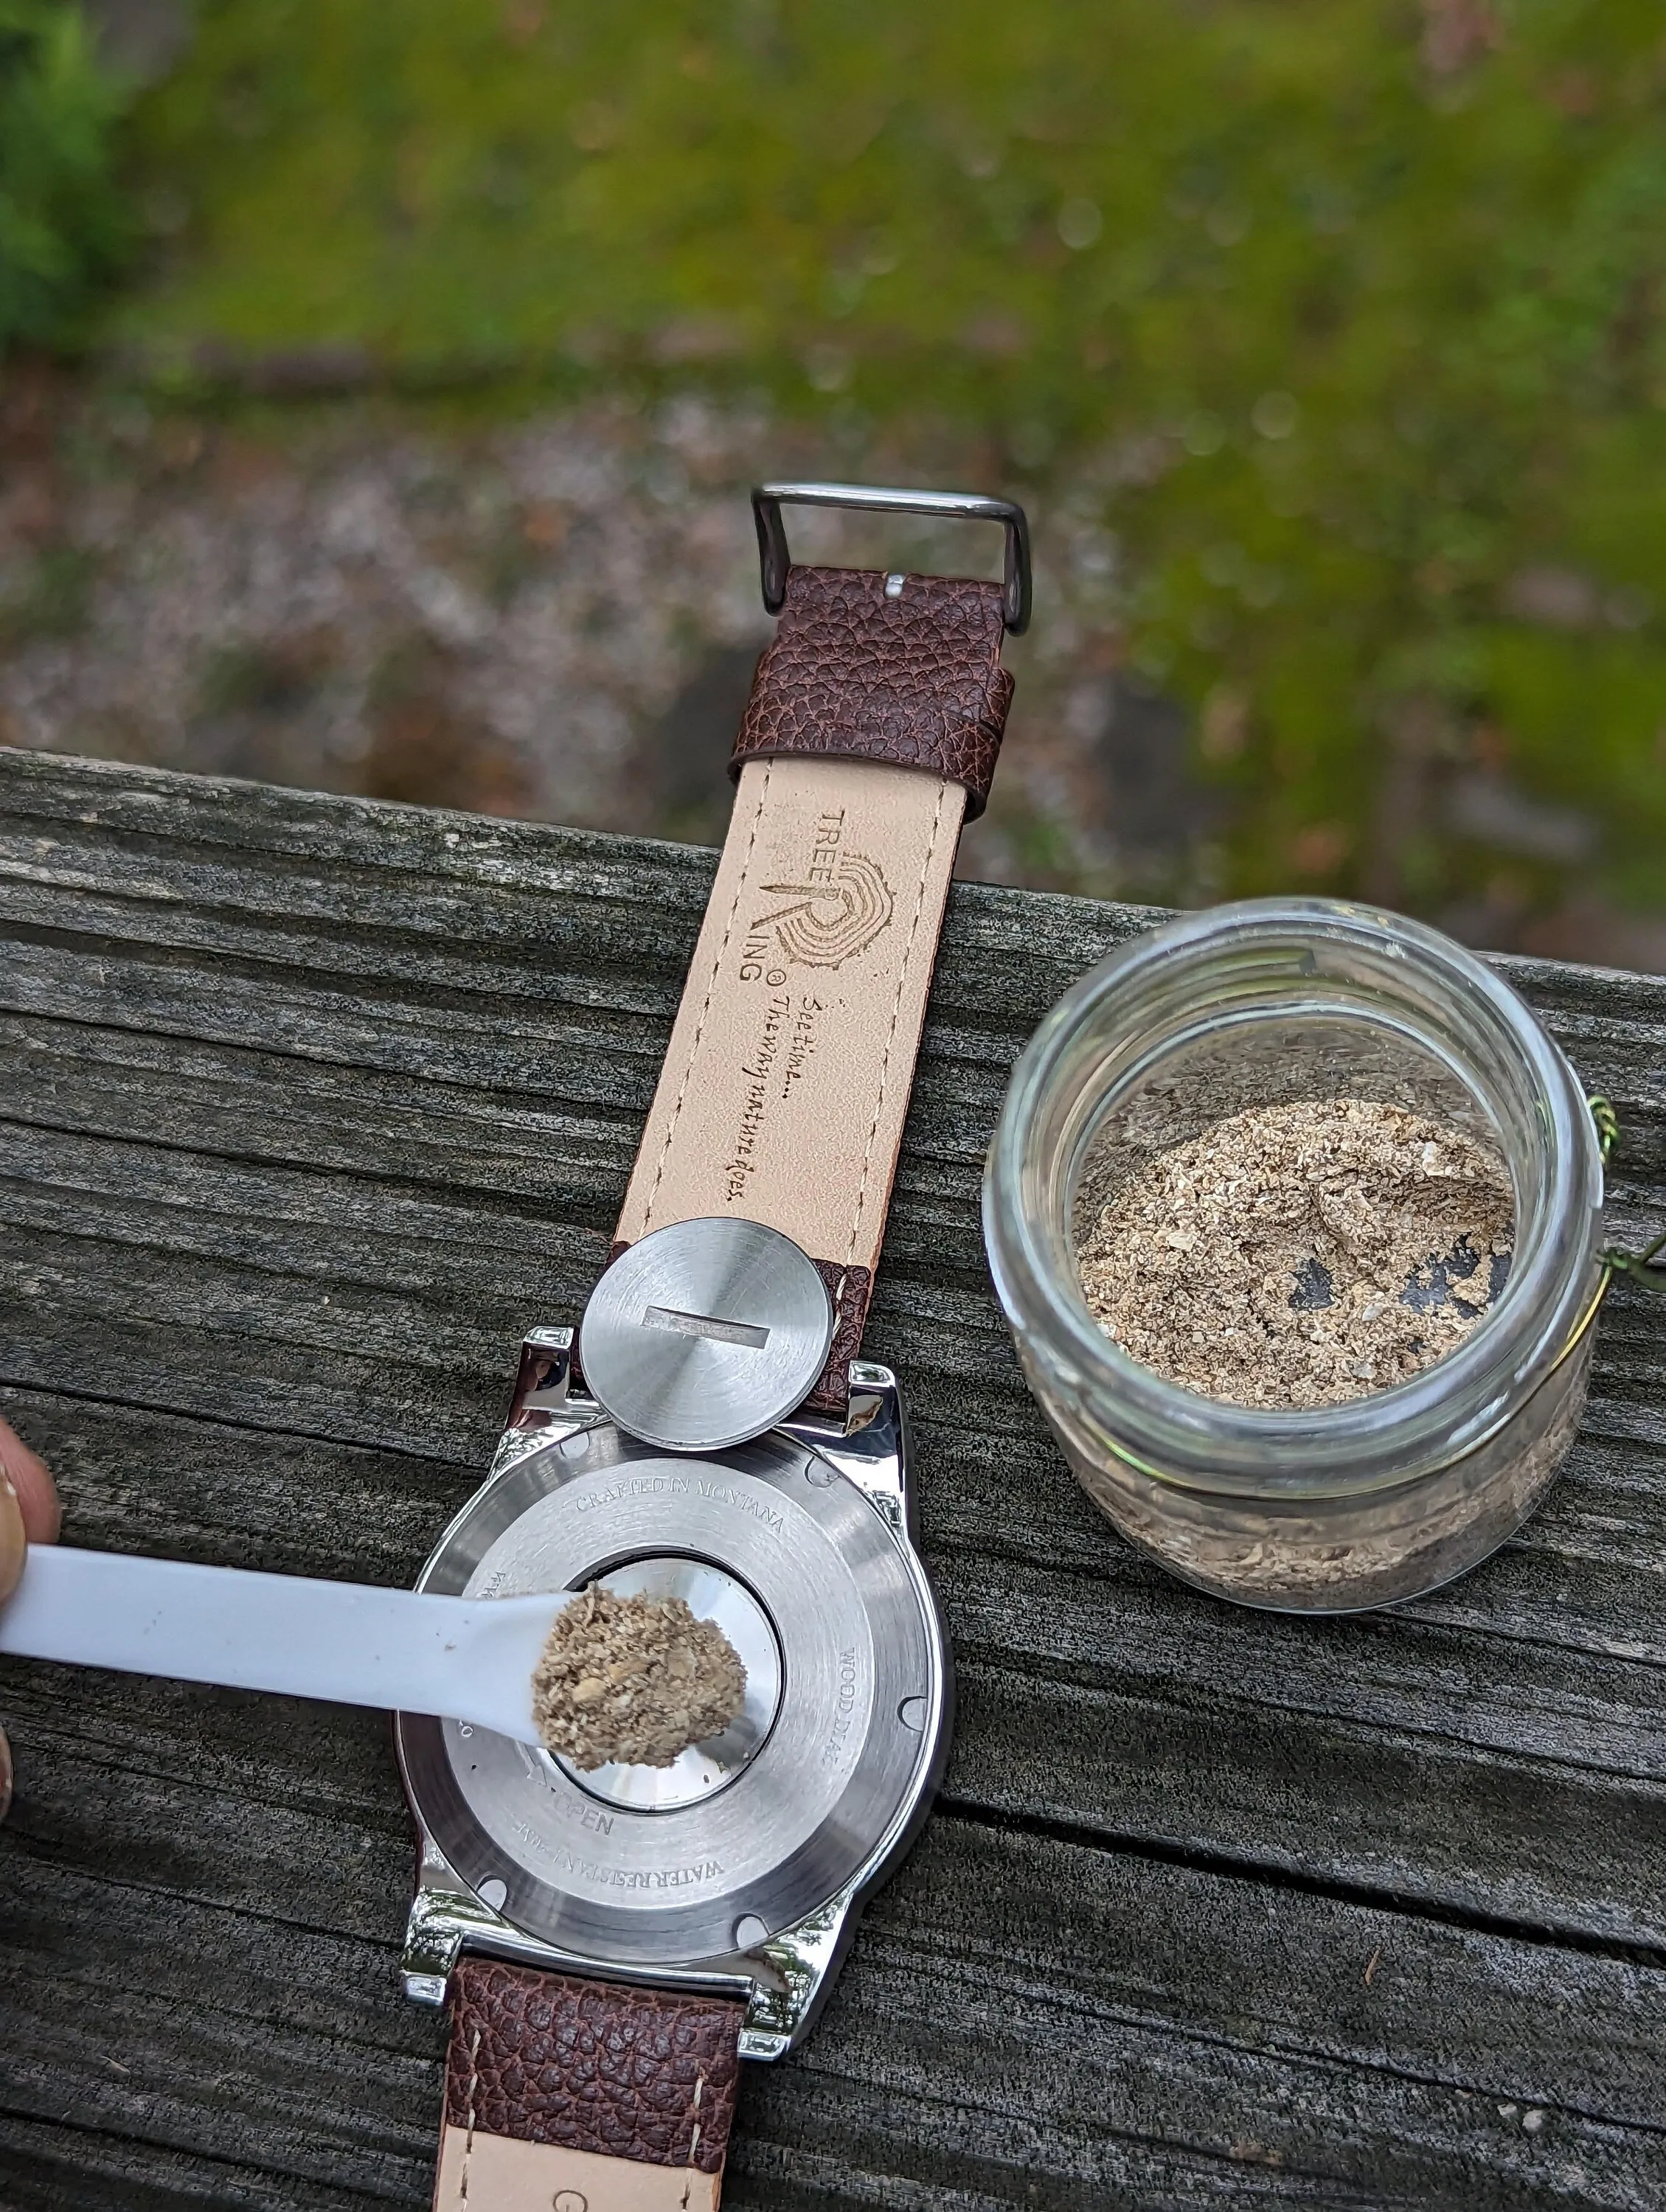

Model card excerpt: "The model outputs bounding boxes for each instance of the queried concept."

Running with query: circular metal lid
[579,1218,835,1452]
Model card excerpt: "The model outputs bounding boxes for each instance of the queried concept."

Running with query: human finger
[0,1418,59,1546]
[0,1422,57,1826]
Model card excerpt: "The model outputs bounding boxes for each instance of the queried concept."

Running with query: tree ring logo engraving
[745,809,893,970]
[755,851,894,967]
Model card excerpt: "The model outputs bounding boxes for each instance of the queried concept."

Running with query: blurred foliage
[110,1,1666,911]
[0,1,131,350]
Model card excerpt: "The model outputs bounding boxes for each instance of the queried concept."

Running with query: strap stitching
[640,762,772,1230]
[680,2065,707,2207]
[457,2022,481,2205]
[844,776,949,1265]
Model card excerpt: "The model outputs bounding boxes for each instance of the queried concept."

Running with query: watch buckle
[752,479,1032,633]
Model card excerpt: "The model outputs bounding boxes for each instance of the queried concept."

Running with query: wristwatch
[396,481,1029,2211]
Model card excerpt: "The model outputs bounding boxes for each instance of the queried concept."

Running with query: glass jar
[983,898,1606,1612]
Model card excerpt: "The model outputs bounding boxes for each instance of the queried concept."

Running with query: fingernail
[0,1475,24,1599]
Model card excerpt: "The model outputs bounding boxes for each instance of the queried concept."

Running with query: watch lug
[402,1843,512,2005]
[781,1362,912,1534]
[513,1324,576,1417]
[737,1882,862,2059]
[488,1326,605,1479]
[402,1841,631,2003]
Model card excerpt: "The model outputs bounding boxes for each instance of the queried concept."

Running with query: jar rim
[983,897,1604,1497]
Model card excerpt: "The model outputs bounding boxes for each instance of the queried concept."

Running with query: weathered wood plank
[13,1258,1666,2011]
[10,1380,1666,1968]
[1,748,1665,2209]
[6,1756,1666,2209]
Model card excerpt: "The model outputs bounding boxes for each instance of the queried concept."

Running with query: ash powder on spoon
[532,1584,746,1768]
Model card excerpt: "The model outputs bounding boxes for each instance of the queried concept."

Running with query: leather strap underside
[729,564,1013,818]
[614,754,967,1411]
[434,1959,746,2211]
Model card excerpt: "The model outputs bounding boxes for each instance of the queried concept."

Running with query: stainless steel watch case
[396,1329,951,2059]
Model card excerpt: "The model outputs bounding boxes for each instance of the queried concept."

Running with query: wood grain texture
[1,747,1663,2209]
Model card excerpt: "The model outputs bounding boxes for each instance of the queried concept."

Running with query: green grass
[107,0,1666,909]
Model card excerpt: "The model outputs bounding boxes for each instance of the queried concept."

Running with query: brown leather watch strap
[730,564,1013,817]
[611,552,1016,1413]
[433,1960,746,2211]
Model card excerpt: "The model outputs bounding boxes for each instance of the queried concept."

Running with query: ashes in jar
[1076,1096,1516,1407]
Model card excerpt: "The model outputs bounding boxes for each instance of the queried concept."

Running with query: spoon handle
[0,1546,552,1744]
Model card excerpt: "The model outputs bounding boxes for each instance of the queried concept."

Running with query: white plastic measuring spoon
[0,1545,563,1746]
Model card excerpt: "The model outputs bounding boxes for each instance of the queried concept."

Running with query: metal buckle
[751,480,1032,635]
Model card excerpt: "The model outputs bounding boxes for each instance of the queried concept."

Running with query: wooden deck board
[1,749,1663,2208]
